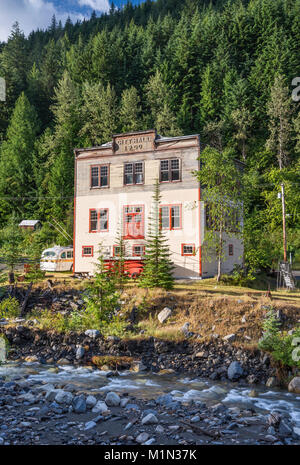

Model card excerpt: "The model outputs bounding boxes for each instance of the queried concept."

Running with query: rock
[92,401,109,414]
[288,377,300,394]
[266,377,278,388]
[0,437,4,445]
[278,421,292,437]
[144,438,156,445]
[18,392,36,403]
[158,307,172,324]
[73,395,87,413]
[45,390,60,402]
[76,346,85,360]
[191,415,200,423]
[84,330,100,339]
[131,361,147,372]
[84,421,96,431]
[105,392,120,407]
[248,390,258,398]
[141,413,158,425]
[120,398,130,408]
[136,432,149,444]
[180,322,190,335]
[293,427,300,437]
[247,375,258,384]
[157,369,175,375]
[265,435,277,443]
[24,355,39,362]
[267,412,281,427]
[56,358,71,366]
[223,334,236,343]
[155,425,164,433]
[227,361,244,381]
[55,390,73,405]
[86,395,97,409]
[125,404,140,411]
[155,394,173,406]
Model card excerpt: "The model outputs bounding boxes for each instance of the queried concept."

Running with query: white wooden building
[73,129,243,279]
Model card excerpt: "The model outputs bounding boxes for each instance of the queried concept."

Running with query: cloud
[77,0,110,11]
[0,0,87,42]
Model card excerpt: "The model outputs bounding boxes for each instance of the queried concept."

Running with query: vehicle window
[61,252,66,259]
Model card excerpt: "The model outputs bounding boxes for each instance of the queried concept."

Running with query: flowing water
[1,362,300,428]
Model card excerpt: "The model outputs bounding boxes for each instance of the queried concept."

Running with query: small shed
[19,220,41,231]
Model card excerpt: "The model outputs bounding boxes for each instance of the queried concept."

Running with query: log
[20,282,33,317]
[180,420,220,438]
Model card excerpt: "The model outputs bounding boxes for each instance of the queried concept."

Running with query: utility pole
[281,183,287,262]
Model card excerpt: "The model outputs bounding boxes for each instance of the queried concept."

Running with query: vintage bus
[40,246,73,272]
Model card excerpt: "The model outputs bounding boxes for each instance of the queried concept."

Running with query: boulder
[266,377,278,388]
[76,346,85,360]
[86,395,97,409]
[105,391,121,406]
[157,307,172,324]
[73,395,87,413]
[288,377,300,394]
[136,432,149,444]
[141,413,158,425]
[84,330,100,339]
[92,401,109,414]
[227,361,244,381]
[55,390,74,405]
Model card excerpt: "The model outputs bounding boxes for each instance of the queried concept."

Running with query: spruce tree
[139,180,174,290]
[0,93,40,223]
[119,86,142,133]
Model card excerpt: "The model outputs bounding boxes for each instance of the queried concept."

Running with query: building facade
[73,130,243,279]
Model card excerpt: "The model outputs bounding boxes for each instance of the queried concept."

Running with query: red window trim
[89,208,109,233]
[160,204,182,230]
[159,158,182,183]
[181,243,196,256]
[82,246,94,257]
[113,245,125,257]
[90,164,110,189]
[229,244,234,256]
[132,244,145,256]
[123,205,145,240]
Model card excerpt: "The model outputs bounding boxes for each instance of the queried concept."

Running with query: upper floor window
[89,208,109,232]
[123,205,144,239]
[160,158,181,183]
[91,164,109,188]
[160,205,182,230]
[124,162,144,185]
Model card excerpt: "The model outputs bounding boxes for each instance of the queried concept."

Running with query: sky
[0,0,144,42]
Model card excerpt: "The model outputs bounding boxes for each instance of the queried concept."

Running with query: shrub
[259,309,300,369]
[0,297,20,319]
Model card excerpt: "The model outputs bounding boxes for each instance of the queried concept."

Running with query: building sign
[113,131,156,154]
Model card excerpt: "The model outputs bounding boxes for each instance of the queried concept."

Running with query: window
[82,246,93,257]
[61,252,66,259]
[133,245,145,256]
[124,162,144,185]
[113,245,125,257]
[67,251,73,259]
[182,244,195,256]
[160,159,180,183]
[124,205,144,239]
[90,165,109,188]
[229,244,234,256]
[89,209,109,232]
[160,205,182,230]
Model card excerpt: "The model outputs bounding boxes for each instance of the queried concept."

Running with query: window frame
[160,204,182,230]
[124,161,144,186]
[132,244,145,257]
[82,246,94,257]
[123,205,145,239]
[90,164,110,189]
[181,244,196,256]
[159,158,181,183]
[89,208,109,233]
[228,244,234,256]
[113,245,125,257]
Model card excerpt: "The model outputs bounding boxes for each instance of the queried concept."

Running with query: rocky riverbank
[0,324,283,386]
[0,362,299,446]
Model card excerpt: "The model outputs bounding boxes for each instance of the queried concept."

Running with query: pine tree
[119,86,142,133]
[139,180,174,290]
[195,146,243,282]
[0,93,40,223]
[80,81,118,146]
